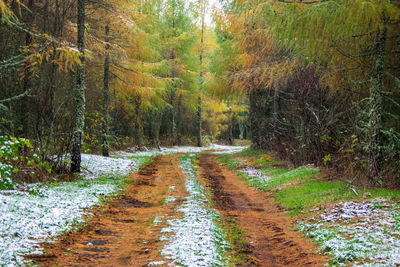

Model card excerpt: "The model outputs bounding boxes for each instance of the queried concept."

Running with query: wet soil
[26,153,326,266]
[26,154,187,266]
[198,154,327,267]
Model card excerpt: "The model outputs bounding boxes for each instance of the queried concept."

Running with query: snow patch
[0,155,147,266]
[238,166,271,183]
[164,196,177,204]
[153,216,164,226]
[158,155,229,266]
[81,153,138,179]
[147,261,167,266]
[320,201,377,223]
[114,144,245,158]
[299,199,400,266]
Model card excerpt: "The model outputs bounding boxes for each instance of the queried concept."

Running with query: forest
[1,0,400,266]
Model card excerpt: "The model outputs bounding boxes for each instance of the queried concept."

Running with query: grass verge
[217,148,400,266]
[218,149,400,215]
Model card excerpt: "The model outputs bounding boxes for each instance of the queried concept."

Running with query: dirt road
[28,153,325,266]
[28,154,187,266]
[197,154,326,266]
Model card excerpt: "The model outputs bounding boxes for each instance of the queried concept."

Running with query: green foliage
[0,162,13,190]
[0,136,52,187]
[214,0,400,183]
[322,154,331,166]
[0,136,33,189]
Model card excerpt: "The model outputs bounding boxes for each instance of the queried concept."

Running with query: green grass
[217,149,400,216]
[262,167,288,176]
[364,188,400,199]
[236,148,265,157]
[263,167,319,190]
[216,215,254,265]
[275,181,354,215]
[218,148,400,266]
[235,165,320,193]
[218,154,241,168]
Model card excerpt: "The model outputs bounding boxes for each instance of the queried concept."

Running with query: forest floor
[9,145,400,266]
[24,150,326,267]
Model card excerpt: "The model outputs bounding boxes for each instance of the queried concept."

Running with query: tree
[196,0,207,147]
[101,22,110,157]
[214,0,400,183]
[71,0,86,173]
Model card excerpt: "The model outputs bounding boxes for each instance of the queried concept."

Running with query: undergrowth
[0,136,53,189]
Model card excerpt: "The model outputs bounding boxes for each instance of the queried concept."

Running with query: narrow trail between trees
[197,155,326,266]
[28,153,325,266]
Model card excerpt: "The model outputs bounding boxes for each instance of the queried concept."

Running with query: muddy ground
[27,153,326,266]
[197,154,326,266]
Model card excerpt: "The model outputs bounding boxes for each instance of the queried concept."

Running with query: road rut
[198,154,326,266]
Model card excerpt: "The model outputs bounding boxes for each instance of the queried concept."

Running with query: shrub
[0,136,52,186]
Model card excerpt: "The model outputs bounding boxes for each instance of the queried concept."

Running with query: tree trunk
[135,125,141,147]
[101,23,110,157]
[197,0,205,147]
[171,101,176,144]
[71,0,86,173]
[249,89,262,149]
[228,109,234,145]
[134,92,142,147]
[170,65,177,144]
[239,122,244,140]
[45,0,63,158]
[176,93,182,145]
[153,109,162,149]
[197,94,202,147]
[21,0,34,137]
[367,26,387,185]
[45,59,57,156]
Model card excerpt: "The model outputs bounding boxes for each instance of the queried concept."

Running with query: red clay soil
[26,153,326,267]
[197,154,327,267]
[26,154,187,267]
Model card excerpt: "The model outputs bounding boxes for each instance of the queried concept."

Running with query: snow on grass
[238,165,319,190]
[0,154,148,266]
[209,144,245,155]
[0,175,124,265]
[164,196,177,204]
[81,153,140,179]
[153,216,164,226]
[238,166,272,187]
[0,147,242,266]
[147,261,167,266]
[298,199,400,266]
[158,154,230,266]
[114,144,245,158]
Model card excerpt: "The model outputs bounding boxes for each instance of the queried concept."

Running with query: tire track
[198,154,326,267]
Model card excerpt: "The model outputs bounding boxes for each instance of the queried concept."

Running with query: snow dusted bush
[0,162,13,190]
[0,136,52,187]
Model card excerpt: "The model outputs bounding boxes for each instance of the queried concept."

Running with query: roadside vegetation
[218,149,400,266]
[1,0,400,265]
[0,152,151,265]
